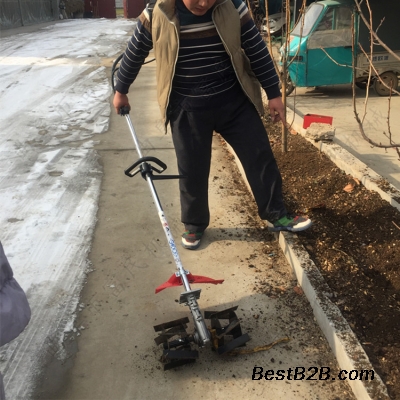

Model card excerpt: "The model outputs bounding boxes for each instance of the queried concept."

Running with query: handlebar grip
[120,106,130,116]
[125,156,167,177]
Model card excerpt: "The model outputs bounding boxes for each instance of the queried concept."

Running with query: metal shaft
[124,113,210,346]
[124,114,191,291]
[125,113,144,159]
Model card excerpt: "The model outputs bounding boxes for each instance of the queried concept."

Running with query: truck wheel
[374,71,399,96]
[279,70,295,96]
[355,79,374,90]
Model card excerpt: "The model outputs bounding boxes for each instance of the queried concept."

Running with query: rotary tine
[154,317,190,332]
[161,341,199,370]
[154,316,190,345]
[154,317,199,369]
[154,325,188,346]
[215,332,251,355]
[205,306,251,354]
[162,346,198,371]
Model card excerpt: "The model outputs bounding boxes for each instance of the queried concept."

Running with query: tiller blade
[154,306,250,369]
[204,306,251,355]
[154,317,199,370]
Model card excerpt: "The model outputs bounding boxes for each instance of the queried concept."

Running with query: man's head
[182,0,217,15]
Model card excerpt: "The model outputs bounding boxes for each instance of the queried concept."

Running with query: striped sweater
[115,0,281,109]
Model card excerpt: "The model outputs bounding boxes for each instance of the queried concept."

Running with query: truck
[281,0,400,96]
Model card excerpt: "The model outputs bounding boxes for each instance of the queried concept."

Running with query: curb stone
[279,231,390,400]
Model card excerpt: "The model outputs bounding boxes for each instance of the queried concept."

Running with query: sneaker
[181,231,203,250]
[267,215,312,232]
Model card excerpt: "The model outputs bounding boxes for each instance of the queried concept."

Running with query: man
[113,0,311,250]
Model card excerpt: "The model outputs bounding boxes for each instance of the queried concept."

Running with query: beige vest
[151,0,264,123]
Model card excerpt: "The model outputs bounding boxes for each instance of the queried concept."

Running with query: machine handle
[125,156,167,177]
[120,105,130,116]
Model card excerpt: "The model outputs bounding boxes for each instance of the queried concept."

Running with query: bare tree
[275,0,400,157]
[352,0,400,156]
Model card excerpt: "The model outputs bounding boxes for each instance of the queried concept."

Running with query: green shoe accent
[274,215,293,227]
[267,215,312,232]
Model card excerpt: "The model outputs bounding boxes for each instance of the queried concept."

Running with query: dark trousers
[169,92,287,232]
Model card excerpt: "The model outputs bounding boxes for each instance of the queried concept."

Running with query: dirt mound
[263,116,400,399]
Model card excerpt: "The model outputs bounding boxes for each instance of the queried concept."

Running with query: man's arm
[232,0,284,123]
[113,9,154,113]
[233,0,281,100]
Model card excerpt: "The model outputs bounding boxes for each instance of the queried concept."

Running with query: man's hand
[113,91,130,114]
[268,96,286,125]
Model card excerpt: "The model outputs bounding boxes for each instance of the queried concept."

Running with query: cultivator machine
[111,57,251,369]
[119,106,251,369]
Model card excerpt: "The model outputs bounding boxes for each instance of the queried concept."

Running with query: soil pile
[262,116,400,399]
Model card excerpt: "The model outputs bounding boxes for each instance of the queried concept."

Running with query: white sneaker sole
[181,238,201,250]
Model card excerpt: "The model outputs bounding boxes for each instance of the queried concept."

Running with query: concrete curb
[224,105,400,400]
[279,231,389,400]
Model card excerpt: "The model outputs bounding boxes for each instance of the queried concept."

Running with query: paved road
[1,20,356,400]
[0,18,134,399]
